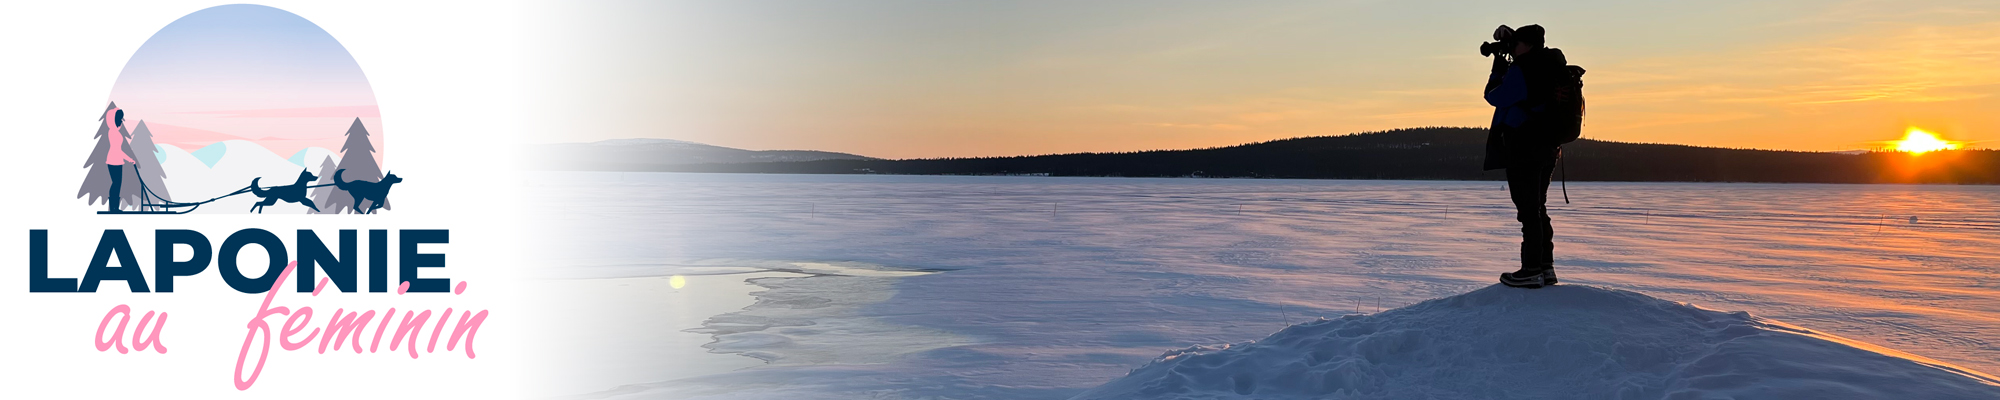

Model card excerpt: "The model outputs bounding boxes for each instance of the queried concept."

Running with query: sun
[1893,127,1962,154]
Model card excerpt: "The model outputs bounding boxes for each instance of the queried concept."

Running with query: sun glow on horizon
[1893,128,1962,154]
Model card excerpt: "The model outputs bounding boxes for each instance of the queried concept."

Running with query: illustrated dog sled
[101,163,401,215]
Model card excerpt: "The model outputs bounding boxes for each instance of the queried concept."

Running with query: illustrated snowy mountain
[1072,284,2000,400]
[156,140,326,214]
[287,147,340,168]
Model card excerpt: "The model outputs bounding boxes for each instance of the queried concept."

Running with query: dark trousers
[106,164,125,212]
[1505,146,1559,269]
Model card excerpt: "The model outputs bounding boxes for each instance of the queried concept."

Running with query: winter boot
[1500,267,1551,289]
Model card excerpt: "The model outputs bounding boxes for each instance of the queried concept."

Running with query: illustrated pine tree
[309,157,341,214]
[322,118,388,213]
[127,120,172,206]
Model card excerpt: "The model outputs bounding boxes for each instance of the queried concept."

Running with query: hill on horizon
[154,140,327,214]
[535,138,879,170]
[558,128,2000,184]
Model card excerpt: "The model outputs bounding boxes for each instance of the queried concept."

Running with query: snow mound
[1072,285,2000,400]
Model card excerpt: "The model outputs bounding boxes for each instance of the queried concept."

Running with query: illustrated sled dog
[248,170,321,214]
[333,169,402,214]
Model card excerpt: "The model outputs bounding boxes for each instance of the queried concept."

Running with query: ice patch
[1073,284,2000,399]
[557,260,978,399]
[525,273,792,397]
[784,262,937,277]
[689,262,974,366]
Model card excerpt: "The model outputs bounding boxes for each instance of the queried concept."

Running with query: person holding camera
[1481,24,1573,288]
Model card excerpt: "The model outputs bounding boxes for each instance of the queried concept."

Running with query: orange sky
[528,0,2000,159]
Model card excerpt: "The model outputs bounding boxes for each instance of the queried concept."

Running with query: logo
[81,4,400,215]
[25,5,482,392]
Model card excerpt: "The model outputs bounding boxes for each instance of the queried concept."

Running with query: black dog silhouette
[333,169,402,214]
[248,170,321,214]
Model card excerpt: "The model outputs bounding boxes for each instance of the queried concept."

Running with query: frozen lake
[523,172,2000,399]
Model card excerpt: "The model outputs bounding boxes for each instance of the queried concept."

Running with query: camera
[1481,25,1515,57]
[1480,40,1515,57]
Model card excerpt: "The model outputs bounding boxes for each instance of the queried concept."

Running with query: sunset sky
[110,4,382,162]
[531,0,2000,159]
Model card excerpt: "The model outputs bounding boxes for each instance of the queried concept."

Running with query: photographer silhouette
[1481,24,1583,289]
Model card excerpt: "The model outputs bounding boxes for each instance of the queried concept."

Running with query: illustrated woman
[103,105,137,212]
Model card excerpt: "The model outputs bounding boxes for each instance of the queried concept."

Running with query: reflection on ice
[524,272,795,397]
[531,259,967,398]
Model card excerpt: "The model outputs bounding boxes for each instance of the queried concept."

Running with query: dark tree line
[627,127,2000,184]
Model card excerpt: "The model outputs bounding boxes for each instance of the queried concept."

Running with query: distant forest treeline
[577,127,2000,184]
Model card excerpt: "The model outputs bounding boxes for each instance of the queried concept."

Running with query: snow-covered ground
[1074,284,2000,399]
[523,172,2000,399]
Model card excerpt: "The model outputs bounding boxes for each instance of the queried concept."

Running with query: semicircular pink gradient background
[109,4,381,166]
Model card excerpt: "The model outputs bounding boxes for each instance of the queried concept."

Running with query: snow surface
[1073,284,2000,399]
[523,172,2000,399]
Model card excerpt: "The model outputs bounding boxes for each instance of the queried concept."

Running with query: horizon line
[555,127,1993,160]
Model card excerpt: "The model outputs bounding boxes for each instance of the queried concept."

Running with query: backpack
[1550,65,1587,145]
[1551,65,1585,203]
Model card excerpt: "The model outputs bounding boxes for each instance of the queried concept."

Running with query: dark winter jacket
[1482,47,1568,171]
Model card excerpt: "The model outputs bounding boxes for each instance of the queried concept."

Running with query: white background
[0,1,534,397]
